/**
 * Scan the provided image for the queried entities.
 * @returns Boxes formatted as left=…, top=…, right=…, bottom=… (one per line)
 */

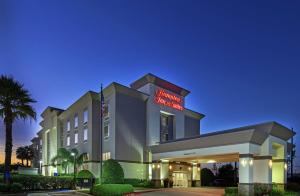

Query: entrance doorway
left=173, top=172, right=188, bottom=187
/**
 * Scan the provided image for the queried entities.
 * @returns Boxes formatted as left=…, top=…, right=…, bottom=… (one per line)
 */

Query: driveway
left=140, top=187, right=225, bottom=196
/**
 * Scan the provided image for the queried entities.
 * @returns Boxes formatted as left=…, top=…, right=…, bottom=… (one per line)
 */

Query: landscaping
left=0, top=174, right=74, bottom=193
left=224, top=186, right=299, bottom=196
left=90, top=184, right=134, bottom=196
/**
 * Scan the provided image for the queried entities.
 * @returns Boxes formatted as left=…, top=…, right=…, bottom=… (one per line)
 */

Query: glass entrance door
left=173, top=172, right=188, bottom=187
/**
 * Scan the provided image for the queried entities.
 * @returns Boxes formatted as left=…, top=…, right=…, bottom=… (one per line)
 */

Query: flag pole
left=100, top=83, right=103, bottom=183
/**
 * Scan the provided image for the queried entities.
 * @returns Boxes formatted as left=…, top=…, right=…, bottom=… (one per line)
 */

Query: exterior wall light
left=169, top=165, right=172, bottom=170
left=269, top=160, right=273, bottom=168
left=249, top=160, right=253, bottom=166
left=197, top=167, right=200, bottom=171
left=284, top=163, right=287, bottom=170
left=241, top=159, right=247, bottom=167
left=157, top=164, right=160, bottom=169
left=152, top=164, right=155, bottom=169
left=188, top=167, right=191, bottom=171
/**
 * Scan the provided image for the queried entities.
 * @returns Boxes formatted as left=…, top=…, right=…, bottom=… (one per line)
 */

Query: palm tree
left=16, top=146, right=27, bottom=166
left=51, top=147, right=87, bottom=175
left=51, top=148, right=72, bottom=174
left=0, top=75, right=36, bottom=183
left=24, top=146, right=34, bottom=167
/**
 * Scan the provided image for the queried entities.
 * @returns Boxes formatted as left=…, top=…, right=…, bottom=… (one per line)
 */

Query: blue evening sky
left=0, top=0, right=299, bottom=169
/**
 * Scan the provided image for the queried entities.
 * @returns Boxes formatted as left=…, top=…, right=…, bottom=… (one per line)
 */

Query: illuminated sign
left=154, top=89, right=183, bottom=111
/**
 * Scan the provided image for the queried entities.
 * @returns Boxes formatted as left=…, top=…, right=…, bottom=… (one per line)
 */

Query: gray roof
left=150, top=121, right=295, bottom=154
left=130, top=73, right=190, bottom=97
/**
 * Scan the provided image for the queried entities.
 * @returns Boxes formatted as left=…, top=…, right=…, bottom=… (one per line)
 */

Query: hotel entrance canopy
left=150, top=121, right=294, bottom=162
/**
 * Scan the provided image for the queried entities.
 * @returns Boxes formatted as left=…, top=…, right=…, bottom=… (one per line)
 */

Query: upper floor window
left=102, top=152, right=111, bottom=161
left=83, top=128, right=88, bottom=141
left=74, top=132, right=78, bottom=144
left=40, top=139, right=42, bottom=145
left=67, top=120, right=70, bottom=131
left=103, top=102, right=109, bottom=118
left=67, top=136, right=70, bottom=146
left=104, top=122, right=109, bottom=139
left=74, top=115, right=78, bottom=128
left=36, top=145, right=39, bottom=150
left=83, top=109, right=88, bottom=124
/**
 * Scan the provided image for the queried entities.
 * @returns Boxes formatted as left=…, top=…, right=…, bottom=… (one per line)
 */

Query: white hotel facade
left=32, top=73, right=295, bottom=195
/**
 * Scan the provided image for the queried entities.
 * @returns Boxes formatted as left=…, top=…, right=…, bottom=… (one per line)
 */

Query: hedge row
left=0, top=183, right=23, bottom=193
left=0, top=174, right=74, bottom=190
left=124, top=178, right=155, bottom=188
left=91, top=184, right=134, bottom=196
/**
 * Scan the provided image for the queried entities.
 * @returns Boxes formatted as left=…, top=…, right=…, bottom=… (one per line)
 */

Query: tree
left=16, top=146, right=26, bottom=166
left=24, top=146, right=34, bottom=167
left=201, top=168, right=215, bottom=186
left=102, top=159, right=124, bottom=184
left=0, top=75, right=36, bottom=183
left=51, top=147, right=88, bottom=174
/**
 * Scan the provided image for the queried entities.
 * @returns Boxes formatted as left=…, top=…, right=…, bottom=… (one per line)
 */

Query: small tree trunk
left=21, top=159, right=24, bottom=166
left=26, top=159, right=29, bottom=167
left=4, top=111, right=13, bottom=184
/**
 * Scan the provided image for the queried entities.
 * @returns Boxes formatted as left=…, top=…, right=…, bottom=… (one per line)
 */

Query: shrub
left=10, top=183, right=23, bottom=193
left=77, top=170, right=95, bottom=179
left=201, top=168, right=215, bottom=186
left=225, top=187, right=238, bottom=195
left=0, top=174, right=74, bottom=190
left=0, top=183, right=10, bottom=192
left=254, top=183, right=271, bottom=196
left=91, top=184, right=134, bottom=196
left=102, top=159, right=124, bottom=184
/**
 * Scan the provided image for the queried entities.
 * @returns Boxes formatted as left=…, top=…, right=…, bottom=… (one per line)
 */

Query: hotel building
left=32, top=73, right=295, bottom=195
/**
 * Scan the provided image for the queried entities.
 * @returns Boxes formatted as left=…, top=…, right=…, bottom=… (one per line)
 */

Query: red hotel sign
left=154, top=89, right=183, bottom=111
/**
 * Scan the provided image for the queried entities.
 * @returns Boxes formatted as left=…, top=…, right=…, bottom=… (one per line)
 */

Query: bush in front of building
left=124, top=178, right=155, bottom=188
left=224, top=187, right=238, bottom=196
left=90, top=184, right=134, bottom=196
left=0, top=182, right=24, bottom=193
left=201, top=168, right=215, bottom=186
left=0, top=174, right=74, bottom=190
left=102, top=159, right=124, bottom=184
left=0, top=183, right=10, bottom=192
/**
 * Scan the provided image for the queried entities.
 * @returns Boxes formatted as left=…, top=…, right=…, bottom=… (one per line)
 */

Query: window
left=36, top=145, right=39, bottom=150
left=83, top=128, right=88, bottom=141
left=40, top=139, right=42, bottom=145
left=74, top=115, right=78, bottom=128
left=103, top=102, right=109, bottom=118
left=83, top=109, right=88, bottom=124
left=160, top=113, right=174, bottom=142
left=67, top=136, right=70, bottom=146
left=74, top=132, right=78, bottom=144
left=104, top=122, right=109, bottom=139
left=67, top=120, right=70, bottom=131
left=102, top=152, right=111, bottom=161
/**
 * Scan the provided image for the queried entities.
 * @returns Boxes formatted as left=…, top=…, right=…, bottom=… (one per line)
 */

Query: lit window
left=67, top=120, right=70, bottom=131
left=83, top=109, right=88, bottom=124
left=74, top=115, right=78, bottom=128
left=40, top=139, right=42, bottom=145
left=102, top=152, right=111, bottom=161
left=67, top=136, right=70, bottom=146
left=74, top=133, right=78, bottom=144
left=104, top=122, right=109, bottom=138
left=36, top=145, right=39, bottom=150
left=83, top=128, right=88, bottom=141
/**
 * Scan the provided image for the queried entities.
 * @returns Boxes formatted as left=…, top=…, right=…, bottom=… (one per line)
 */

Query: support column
left=272, top=159, right=287, bottom=190
left=192, top=163, right=201, bottom=187
left=151, top=162, right=161, bottom=187
left=239, top=154, right=254, bottom=196
left=161, top=160, right=169, bottom=180
left=253, top=156, right=273, bottom=192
